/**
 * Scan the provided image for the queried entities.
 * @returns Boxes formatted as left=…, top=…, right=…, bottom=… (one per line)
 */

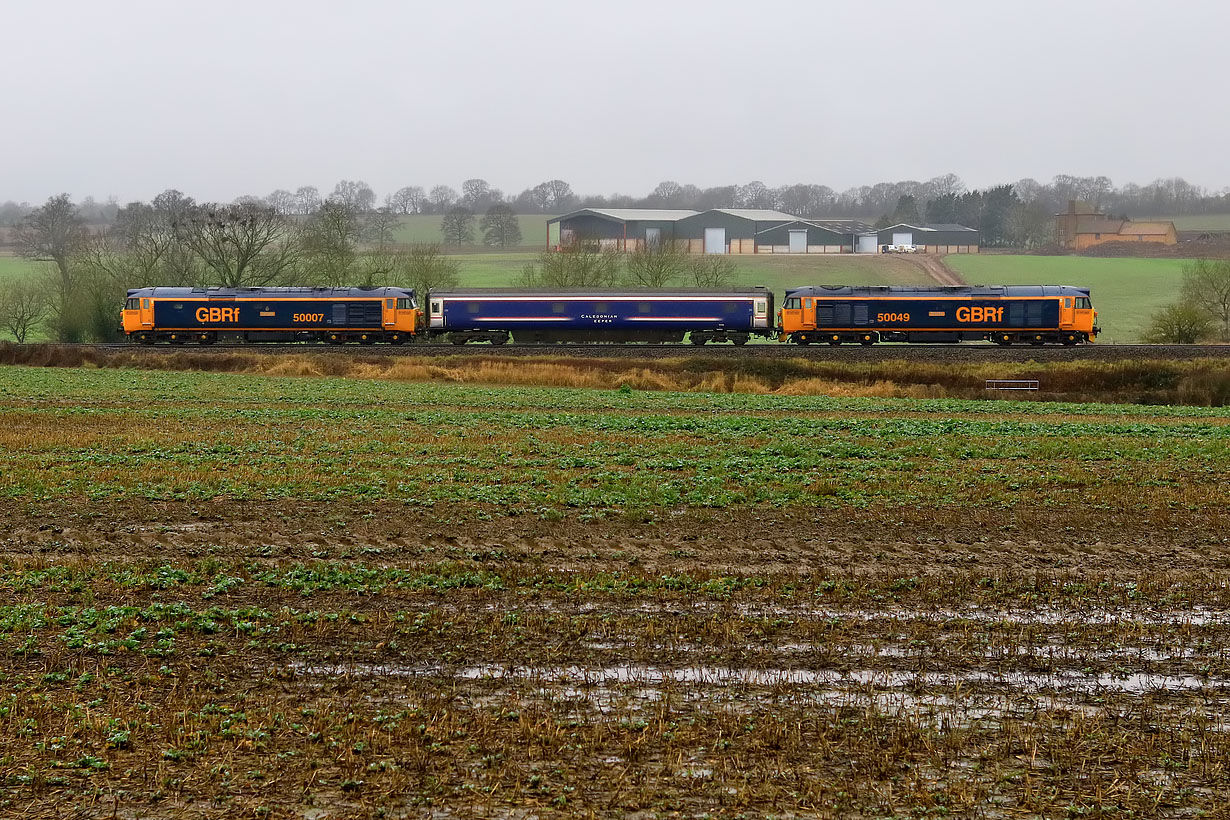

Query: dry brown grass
left=3, top=342, right=1229, bottom=404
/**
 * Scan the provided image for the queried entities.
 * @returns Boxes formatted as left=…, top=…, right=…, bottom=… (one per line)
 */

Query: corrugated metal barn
left=674, top=210, right=799, bottom=253
left=876, top=223, right=981, bottom=253
left=549, top=210, right=979, bottom=255
left=547, top=209, right=697, bottom=250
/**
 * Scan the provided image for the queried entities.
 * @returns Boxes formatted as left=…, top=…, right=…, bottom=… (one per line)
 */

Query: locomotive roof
left=431, top=287, right=771, bottom=297
left=785, top=285, right=1091, bottom=298
left=125, top=286, right=415, bottom=298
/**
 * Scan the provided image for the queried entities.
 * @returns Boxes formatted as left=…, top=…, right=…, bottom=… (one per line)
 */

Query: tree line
left=0, top=191, right=738, bottom=343
left=0, top=192, right=463, bottom=343
left=4, top=173, right=1229, bottom=231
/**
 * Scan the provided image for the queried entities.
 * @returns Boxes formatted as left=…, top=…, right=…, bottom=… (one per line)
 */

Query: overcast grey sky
left=3, top=0, right=1228, bottom=204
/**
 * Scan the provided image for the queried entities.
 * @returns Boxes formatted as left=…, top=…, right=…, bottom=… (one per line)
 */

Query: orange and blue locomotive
left=779, top=285, right=1098, bottom=346
left=122, top=287, right=422, bottom=344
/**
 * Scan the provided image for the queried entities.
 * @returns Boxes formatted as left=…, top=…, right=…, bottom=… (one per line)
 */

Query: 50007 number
left=876, top=312, right=910, bottom=323
left=293, top=313, right=325, bottom=322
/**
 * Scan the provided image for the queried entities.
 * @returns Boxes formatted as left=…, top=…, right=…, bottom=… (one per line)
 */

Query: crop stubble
left=0, top=365, right=1228, bottom=818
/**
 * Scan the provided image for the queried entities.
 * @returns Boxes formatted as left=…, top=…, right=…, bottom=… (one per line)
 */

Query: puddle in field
left=294, top=660, right=1230, bottom=696
left=580, top=639, right=1215, bottom=663
left=568, top=601, right=1230, bottom=627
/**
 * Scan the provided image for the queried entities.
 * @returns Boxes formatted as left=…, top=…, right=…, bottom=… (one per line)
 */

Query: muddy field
left=1, top=364, right=1228, bottom=818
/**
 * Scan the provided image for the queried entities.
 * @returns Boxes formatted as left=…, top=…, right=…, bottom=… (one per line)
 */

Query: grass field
left=0, top=365, right=1227, bottom=817
left=1144, top=213, right=1230, bottom=231
left=393, top=213, right=558, bottom=247
left=946, top=255, right=1190, bottom=342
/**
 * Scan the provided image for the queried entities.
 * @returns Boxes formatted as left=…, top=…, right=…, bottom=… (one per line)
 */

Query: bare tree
left=530, top=179, right=575, bottom=213
left=521, top=245, right=620, bottom=288
left=624, top=240, right=687, bottom=287
left=480, top=204, right=521, bottom=248
left=363, top=207, right=400, bottom=249
left=15, top=194, right=89, bottom=295
left=440, top=207, right=475, bottom=246
left=1181, top=258, right=1230, bottom=341
left=266, top=189, right=295, bottom=215
left=396, top=243, right=460, bottom=300
left=387, top=186, right=425, bottom=215
left=429, top=185, right=458, bottom=214
left=300, top=200, right=362, bottom=286
left=329, top=180, right=376, bottom=213
left=461, top=179, right=492, bottom=210
left=294, top=186, right=322, bottom=215
left=0, top=275, right=50, bottom=343
left=688, top=255, right=735, bottom=288
left=179, top=202, right=299, bottom=288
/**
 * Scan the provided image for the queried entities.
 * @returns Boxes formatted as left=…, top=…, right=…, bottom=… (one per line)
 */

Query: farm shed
left=547, top=209, right=697, bottom=250
left=875, top=223, right=981, bottom=254
left=753, top=220, right=854, bottom=254
left=674, top=209, right=799, bottom=254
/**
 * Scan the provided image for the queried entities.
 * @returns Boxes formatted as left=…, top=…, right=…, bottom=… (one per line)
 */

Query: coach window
left=552, top=302, right=566, bottom=314
left=638, top=302, right=651, bottom=313
left=593, top=302, right=609, bottom=313
left=467, top=302, right=479, bottom=314
left=431, top=300, right=441, bottom=314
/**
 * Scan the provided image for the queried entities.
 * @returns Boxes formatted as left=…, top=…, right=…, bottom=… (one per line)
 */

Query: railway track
left=11, top=341, right=1229, bottom=363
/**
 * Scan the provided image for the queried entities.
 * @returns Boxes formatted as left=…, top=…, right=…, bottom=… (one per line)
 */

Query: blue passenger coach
left=427, top=288, right=775, bottom=345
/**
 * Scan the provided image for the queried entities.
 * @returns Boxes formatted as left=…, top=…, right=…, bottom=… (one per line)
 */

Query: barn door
left=704, top=228, right=726, bottom=254
left=788, top=230, right=807, bottom=254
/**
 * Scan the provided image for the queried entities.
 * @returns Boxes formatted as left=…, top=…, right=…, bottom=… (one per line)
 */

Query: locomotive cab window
left=784, top=297, right=801, bottom=309
left=1075, top=297, right=1091, bottom=309
left=397, top=298, right=413, bottom=310
left=125, top=298, right=139, bottom=310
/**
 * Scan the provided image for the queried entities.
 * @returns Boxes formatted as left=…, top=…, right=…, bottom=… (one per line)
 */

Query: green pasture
left=394, top=214, right=558, bottom=247
left=1143, top=214, right=1230, bottom=232
left=946, top=255, right=1190, bottom=343
left=0, top=367, right=1223, bottom=511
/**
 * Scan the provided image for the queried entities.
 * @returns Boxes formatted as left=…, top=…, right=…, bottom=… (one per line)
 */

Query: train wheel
left=450, top=335, right=467, bottom=346
left=732, top=334, right=748, bottom=346
left=828, top=335, right=842, bottom=346
left=359, top=334, right=375, bottom=345
left=198, top=333, right=215, bottom=345
left=389, top=333, right=405, bottom=345
left=996, top=334, right=1013, bottom=346
left=1030, top=335, right=1045, bottom=346
left=169, top=333, right=185, bottom=345
left=1062, top=334, right=1077, bottom=346
left=327, top=333, right=344, bottom=345
left=137, top=333, right=154, bottom=345
left=859, top=334, right=875, bottom=346
left=690, top=335, right=707, bottom=346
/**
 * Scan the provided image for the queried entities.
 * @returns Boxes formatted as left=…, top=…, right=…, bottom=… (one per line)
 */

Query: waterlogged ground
left=0, top=366, right=1228, bottom=818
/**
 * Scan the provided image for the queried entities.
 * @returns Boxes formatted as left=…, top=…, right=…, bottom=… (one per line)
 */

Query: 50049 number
left=293, top=313, right=325, bottom=322
left=876, top=312, right=910, bottom=323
